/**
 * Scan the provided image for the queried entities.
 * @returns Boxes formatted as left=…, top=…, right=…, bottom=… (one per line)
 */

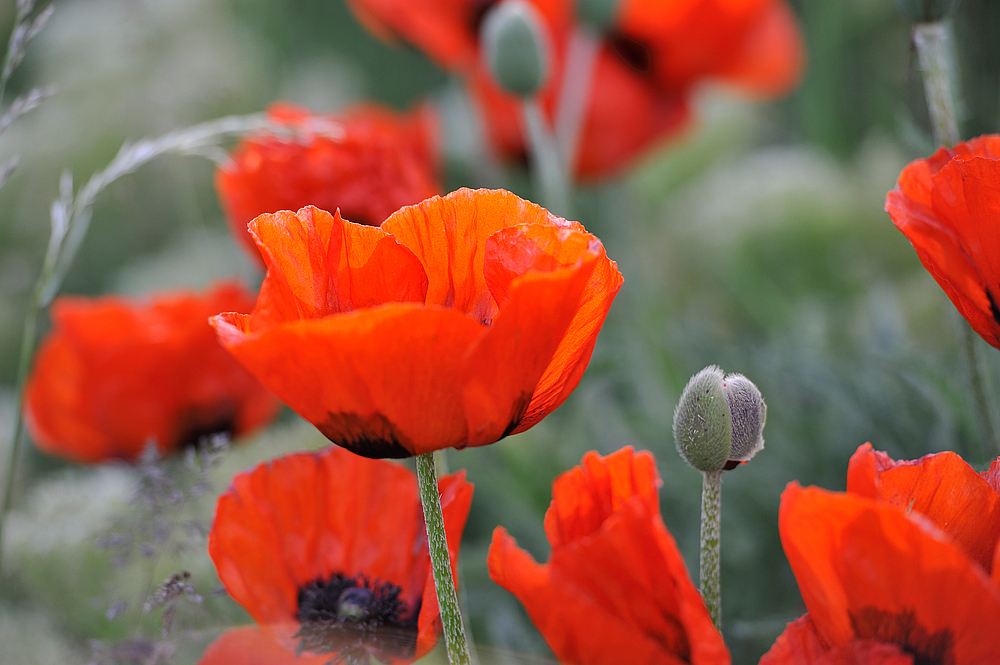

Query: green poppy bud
left=893, top=0, right=955, bottom=23
left=482, top=0, right=551, bottom=98
left=673, top=366, right=766, bottom=472
left=576, top=0, right=620, bottom=31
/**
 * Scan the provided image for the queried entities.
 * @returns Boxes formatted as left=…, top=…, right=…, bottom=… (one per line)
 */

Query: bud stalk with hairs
left=672, top=365, right=767, bottom=630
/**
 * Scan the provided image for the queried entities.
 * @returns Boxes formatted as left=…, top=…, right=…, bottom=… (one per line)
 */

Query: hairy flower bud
left=893, top=0, right=955, bottom=23
left=482, top=0, right=551, bottom=98
left=673, top=366, right=766, bottom=472
left=576, top=0, right=620, bottom=31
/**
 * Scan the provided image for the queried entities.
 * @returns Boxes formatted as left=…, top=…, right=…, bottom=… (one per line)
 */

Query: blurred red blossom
left=761, top=480, right=1000, bottom=665
left=202, top=446, right=473, bottom=665
left=346, top=0, right=803, bottom=179
left=886, top=134, right=1000, bottom=349
left=24, top=282, right=279, bottom=464
left=215, top=102, right=440, bottom=267
left=211, top=188, right=622, bottom=458
left=488, top=447, right=730, bottom=665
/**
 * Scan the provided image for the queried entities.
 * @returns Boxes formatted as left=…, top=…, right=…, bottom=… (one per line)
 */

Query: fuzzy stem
left=521, top=98, right=571, bottom=217
left=914, top=21, right=960, bottom=147
left=416, top=453, right=471, bottom=665
left=700, top=469, right=722, bottom=631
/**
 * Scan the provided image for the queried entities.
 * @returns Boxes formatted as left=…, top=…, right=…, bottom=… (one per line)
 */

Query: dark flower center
left=607, top=32, right=653, bottom=76
left=295, top=573, right=419, bottom=665
left=850, top=607, right=955, bottom=665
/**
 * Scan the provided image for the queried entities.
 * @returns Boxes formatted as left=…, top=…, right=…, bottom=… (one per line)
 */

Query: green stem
left=914, top=21, right=960, bottom=147
left=0, top=287, right=41, bottom=581
left=700, top=469, right=722, bottom=631
left=415, top=453, right=472, bottom=665
left=961, top=321, right=999, bottom=456
left=521, top=98, right=571, bottom=217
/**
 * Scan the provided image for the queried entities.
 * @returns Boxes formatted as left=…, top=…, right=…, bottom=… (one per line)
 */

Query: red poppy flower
left=885, top=134, right=1000, bottom=348
left=846, top=442, right=1000, bottom=575
left=760, top=483, right=1000, bottom=665
left=488, top=447, right=730, bottom=665
left=24, top=282, right=279, bottom=464
left=345, top=0, right=803, bottom=179
left=215, top=102, right=439, bottom=267
left=205, top=446, right=474, bottom=664
left=210, top=188, right=622, bottom=458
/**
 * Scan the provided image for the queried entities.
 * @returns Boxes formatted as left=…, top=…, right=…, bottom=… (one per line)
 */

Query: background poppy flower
left=207, top=446, right=474, bottom=664
left=761, top=483, right=1000, bottom=665
left=345, top=0, right=803, bottom=179
left=885, top=134, right=1000, bottom=348
left=488, top=447, right=730, bottom=665
left=215, top=102, right=440, bottom=267
left=846, top=442, right=1000, bottom=574
left=210, top=188, right=623, bottom=458
left=23, top=282, right=279, bottom=464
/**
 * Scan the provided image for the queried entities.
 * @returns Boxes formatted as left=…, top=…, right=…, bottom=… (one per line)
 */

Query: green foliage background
left=1, top=0, right=1000, bottom=663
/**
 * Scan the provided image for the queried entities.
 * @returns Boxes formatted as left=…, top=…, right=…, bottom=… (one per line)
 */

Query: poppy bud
left=576, top=0, right=620, bottom=31
left=482, top=0, right=551, bottom=98
left=893, top=0, right=955, bottom=22
left=673, top=366, right=766, bottom=472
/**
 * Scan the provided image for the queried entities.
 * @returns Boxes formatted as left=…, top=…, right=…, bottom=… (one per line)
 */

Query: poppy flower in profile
left=204, top=446, right=474, bottom=665
left=885, top=134, right=1000, bottom=348
left=215, top=102, right=439, bottom=267
left=488, top=447, right=730, bottom=665
left=210, top=188, right=622, bottom=458
left=760, top=483, right=1000, bottom=665
left=24, top=282, right=279, bottom=464
left=345, top=0, right=803, bottom=179
left=846, top=442, right=1000, bottom=574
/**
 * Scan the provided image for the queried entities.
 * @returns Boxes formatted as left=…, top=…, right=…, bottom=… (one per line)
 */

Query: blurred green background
left=2, top=0, right=1000, bottom=663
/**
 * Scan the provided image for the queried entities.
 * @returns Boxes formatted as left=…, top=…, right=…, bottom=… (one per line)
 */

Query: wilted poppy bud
left=576, top=0, right=620, bottom=31
left=673, top=366, right=766, bottom=473
left=482, top=0, right=551, bottom=98
left=894, top=0, right=955, bottom=22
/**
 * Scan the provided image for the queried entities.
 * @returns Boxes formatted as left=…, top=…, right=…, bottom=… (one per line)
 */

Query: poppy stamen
left=294, top=573, right=419, bottom=665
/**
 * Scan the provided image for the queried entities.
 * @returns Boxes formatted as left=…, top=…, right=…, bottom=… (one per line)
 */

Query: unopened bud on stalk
left=894, top=0, right=955, bottom=23
left=673, top=366, right=766, bottom=473
left=576, top=0, right=620, bottom=31
left=482, top=0, right=551, bottom=97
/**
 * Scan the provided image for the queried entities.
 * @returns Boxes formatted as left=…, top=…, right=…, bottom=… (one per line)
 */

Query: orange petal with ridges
left=212, top=305, right=484, bottom=457
left=248, top=206, right=428, bottom=327
left=544, top=448, right=661, bottom=547
left=846, top=443, right=1000, bottom=573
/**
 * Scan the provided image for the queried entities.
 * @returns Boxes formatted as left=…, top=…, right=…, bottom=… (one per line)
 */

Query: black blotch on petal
left=318, top=412, right=414, bottom=459
left=850, top=607, right=955, bottom=665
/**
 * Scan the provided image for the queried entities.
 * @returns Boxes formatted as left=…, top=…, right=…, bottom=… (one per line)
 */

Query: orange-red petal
left=197, top=626, right=328, bottom=665
left=846, top=443, right=1000, bottom=573
left=246, top=206, right=428, bottom=328
left=24, top=283, right=278, bottom=463
left=886, top=135, right=1000, bottom=348
left=779, top=483, right=1000, bottom=664
left=213, top=305, right=485, bottom=457
left=489, top=447, right=729, bottom=665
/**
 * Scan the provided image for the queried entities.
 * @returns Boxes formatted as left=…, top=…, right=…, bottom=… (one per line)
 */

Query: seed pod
left=482, top=0, right=551, bottom=98
left=673, top=366, right=766, bottom=472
